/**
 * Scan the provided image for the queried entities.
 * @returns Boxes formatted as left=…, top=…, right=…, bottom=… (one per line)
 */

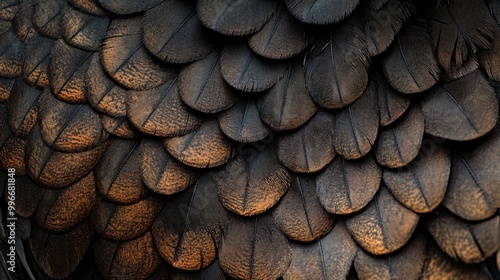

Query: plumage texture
left=3, top=0, right=500, bottom=279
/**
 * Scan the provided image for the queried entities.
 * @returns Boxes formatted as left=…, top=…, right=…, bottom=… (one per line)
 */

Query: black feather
left=32, top=0, right=64, bottom=39
left=96, top=0, right=162, bottom=15
left=7, top=79, right=40, bottom=138
left=22, top=34, right=54, bottom=88
left=284, top=0, right=360, bottom=25
left=61, top=4, right=109, bottom=51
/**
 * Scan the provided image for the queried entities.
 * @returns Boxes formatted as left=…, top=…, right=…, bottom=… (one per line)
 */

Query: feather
left=0, top=78, right=14, bottom=102
left=127, top=76, right=202, bottom=138
left=26, top=125, right=107, bottom=188
left=362, top=0, right=413, bottom=56
left=479, top=30, right=500, bottom=81
left=61, top=4, right=109, bottom=51
left=218, top=97, right=269, bottom=143
left=346, top=186, right=419, bottom=255
left=333, top=79, right=379, bottom=159
left=376, top=74, right=410, bottom=126
left=0, top=0, right=19, bottom=21
left=22, top=34, right=54, bottom=88
left=101, top=16, right=177, bottom=91
left=382, top=21, right=440, bottom=94
left=427, top=0, right=497, bottom=72
left=276, top=109, right=335, bottom=173
left=218, top=214, right=290, bottom=280
left=32, top=0, right=64, bottom=39
left=305, top=16, right=369, bottom=109
left=272, top=175, right=334, bottom=242
left=258, top=58, right=317, bottom=131
left=179, top=49, right=236, bottom=114
left=316, top=154, right=381, bottom=215
left=49, top=39, right=92, bottom=103
left=93, top=231, right=162, bottom=280
left=0, top=19, right=10, bottom=35
left=92, top=196, right=162, bottom=241
left=69, top=0, right=107, bottom=16
left=375, top=106, right=424, bottom=168
left=152, top=174, right=227, bottom=270
left=139, top=139, right=198, bottom=195
left=213, top=145, right=291, bottom=216
left=86, top=53, right=127, bottom=118
left=283, top=221, right=357, bottom=280
left=96, top=0, right=162, bottom=15
left=421, top=70, right=498, bottom=141
left=284, top=0, right=359, bottom=25
left=168, top=260, right=226, bottom=279
left=426, top=211, right=500, bottom=264
left=220, top=43, right=287, bottom=92
left=197, top=0, right=279, bottom=36
left=248, top=4, right=307, bottom=59
left=11, top=176, right=44, bottom=218
left=144, top=0, right=213, bottom=64
left=94, top=138, right=148, bottom=204
left=383, top=142, right=451, bottom=213
left=0, top=135, right=26, bottom=175
left=164, top=118, right=232, bottom=169
left=101, top=115, right=139, bottom=139
left=39, top=88, right=106, bottom=152
left=442, top=130, right=500, bottom=221
left=7, top=79, right=40, bottom=138
left=354, top=233, right=427, bottom=280
left=421, top=241, right=492, bottom=280
left=0, top=102, right=9, bottom=146
left=0, top=27, right=24, bottom=78
left=29, top=220, right=94, bottom=279
left=12, top=0, right=36, bottom=42
left=442, top=54, right=480, bottom=81
left=34, top=172, right=97, bottom=232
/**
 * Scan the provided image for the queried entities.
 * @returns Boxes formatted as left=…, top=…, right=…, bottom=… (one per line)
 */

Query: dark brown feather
left=92, top=196, right=162, bottom=241
left=61, top=4, right=109, bottom=51
left=10, top=176, right=44, bottom=218
left=39, top=88, right=105, bottom=152
left=276, top=109, right=335, bottom=173
left=218, top=214, right=290, bottom=280
left=49, top=39, right=91, bottom=103
left=0, top=0, right=19, bottom=21
left=101, top=115, right=139, bottom=139
left=346, top=186, right=419, bottom=255
left=164, top=118, right=232, bottom=169
left=96, top=0, right=162, bottom=15
left=13, top=0, right=37, bottom=42
left=0, top=27, right=24, bottom=78
left=22, top=34, right=54, bottom=87
left=258, top=58, right=317, bottom=131
left=213, top=145, right=291, bottom=216
left=0, top=135, right=26, bottom=174
left=421, top=70, right=498, bottom=141
left=7, top=79, right=40, bottom=138
left=383, top=142, right=451, bottom=213
left=26, top=125, right=107, bottom=188
left=93, top=231, right=162, bottom=280
left=316, top=154, right=381, bottom=215
left=443, top=130, right=500, bottom=220
left=305, top=16, right=369, bottom=109
left=221, top=43, right=288, bottom=92
left=333, top=80, right=379, bottom=159
left=69, top=0, right=107, bottom=16
left=94, top=138, right=148, bottom=204
left=86, top=53, right=127, bottom=118
left=127, top=76, right=202, bottom=138
left=382, top=21, right=440, bottom=94
left=139, top=139, right=198, bottom=195
left=0, top=78, right=14, bottom=102
left=375, top=105, right=424, bottom=168
left=143, top=0, right=213, bottom=64
left=101, top=16, right=177, bottom=90
left=29, top=220, right=94, bottom=279
left=272, top=175, right=334, bottom=242
left=178, top=50, right=236, bottom=114
left=376, top=74, right=410, bottom=126
left=34, top=172, right=98, bottom=232
left=152, top=174, right=227, bottom=270
left=283, top=221, right=357, bottom=280
left=218, top=97, right=269, bottom=143
left=248, top=4, right=307, bottom=59
left=32, top=0, right=64, bottom=39
left=426, top=211, right=500, bottom=264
